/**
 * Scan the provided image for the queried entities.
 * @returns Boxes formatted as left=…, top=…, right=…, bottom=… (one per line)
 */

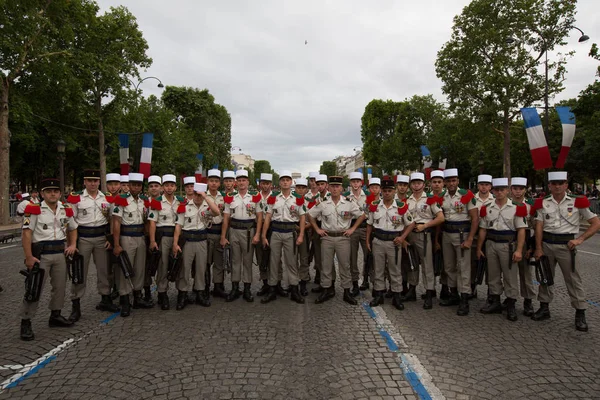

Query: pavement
left=0, top=232, right=599, bottom=399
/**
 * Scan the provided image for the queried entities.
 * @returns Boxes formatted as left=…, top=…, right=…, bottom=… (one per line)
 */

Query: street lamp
left=353, top=146, right=367, bottom=184
left=56, top=139, right=66, bottom=197
left=128, top=76, right=165, bottom=92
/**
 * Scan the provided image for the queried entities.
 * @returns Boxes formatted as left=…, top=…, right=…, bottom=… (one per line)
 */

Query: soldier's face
left=130, top=182, right=142, bottom=196
left=120, top=183, right=129, bottom=193
left=478, top=183, right=492, bottom=195
left=329, top=184, right=342, bottom=196
left=350, top=180, right=362, bottom=190
left=493, top=187, right=508, bottom=200
left=396, top=182, right=409, bottom=194
left=317, top=181, right=328, bottom=193
left=430, top=178, right=444, bottom=192
left=549, top=180, right=567, bottom=196
left=84, top=178, right=100, bottom=193
left=163, top=182, right=176, bottom=196
left=309, top=178, right=317, bottom=190
left=43, top=188, right=61, bottom=204
left=279, top=177, right=292, bottom=190
left=184, top=184, right=195, bottom=196
left=107, top=182, right=120, bottom=195
left=148, top=183, right=161, bottom=197
left=511, top=186, right=525, bottom=199
left=223, top=178, right=235, bottom=191
left=410, top=181, right=424, bottom=193
left=295, top=186, right=308, bottom=195
left=208, top=177, right=221, bottom=191
left=382, top=188, right=395, bottom=201
left=259, top=181, right=272, bottom=192
left=369, top=185, right=381, bottom=196
left=237, top=177, right=249, bottom=191
left=445, top=177, right=459, bottom=192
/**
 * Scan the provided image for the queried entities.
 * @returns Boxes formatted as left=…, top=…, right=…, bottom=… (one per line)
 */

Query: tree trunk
left=503, top=112, right=511, bottom=180
left=0, top=80, right=10, bottom=224
left=96, top=97, right=107, bottom=191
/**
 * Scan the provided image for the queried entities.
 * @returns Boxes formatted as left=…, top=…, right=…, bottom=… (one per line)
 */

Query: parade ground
left=0, top=231, right=599, bottom=400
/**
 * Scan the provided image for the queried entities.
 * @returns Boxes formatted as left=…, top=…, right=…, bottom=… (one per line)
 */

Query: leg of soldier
left=320, top=236, right=334, bottom=288
left=256, top=241, right=269, bottom=281
left=335, top=236, right=352, bottom=290
left=551, top=243, right=587, bottom=310
left=350, top=228, right=361, bottom=282
left=454, top=233, right=471, bottom=295
left=518, top=244, right=536, bottom=300
left=131, top=237, right=146, bottom=291
left=497, top=242, right=519, bottom=301
left=92, top=238, right=110, bottom=295
left=192, top=241, right=208, bottom=291
left=241, top=228, right=255, bottom=284
left=410, top=232, right=433, bottom=291
left=312, top=230, right=322, bottom=274
left=179, top=242, right=195, bottom=291
left=537, top=242, right=557, bottom=304
left=71, top=236, right=93, bottom=300
left=208, top=234, right=224, bottom=284
left=406, top=248, right=419, bottom=286
left=387, top=242, right=402, bottom=293
left=19, top=254, right=53, bottom=319
left=157, top=237, right=173, bottom=293
left=230, top=229, right=243, bottom=284
left=119, top=236, right=138, bottom=294
left=268, top=232, right=284, bottom=287
left=372, top=238, right=387, bottom=292
left=486, top=241, right=503, bottom=296
left=298, top=237, right=310, bottom=281
left=47, top=253, right=68, bottom=312
left=282, top=232, right=298, bottom=286
left=442, top=232, right=458, bottom=289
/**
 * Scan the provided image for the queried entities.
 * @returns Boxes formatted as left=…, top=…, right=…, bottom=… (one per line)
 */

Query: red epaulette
left=24, top=203, right=41, bottom=215
left=515, top=204, right=528, bottom=217
left=307, top=201, right=316, bottom=209
left=460, top=190, right=474, bottom=205
left=106, top=195, right=116, bottom=204
left=369, top=204, right=378, bottom=212
left=115, top=196, right=129, bottom=207
left=267, top=195, right=276, bottom=205
left=479, top=205, right=487, bottom=218
left=574, top=196, right=590, bottom=209
left=177, top=200, right=187, bottom=214
left=366, top=193, right=377, bottom=205
left=530, top=198, right=544, bottom=215
left=67, top=193, right=81, bottom=204
left=150, top=198, right=162, bottom=211
left=224, top=194, right=234, bottom=204
left=295, top=197, right=304, bottom=206
left=398, top=202, right=408, bottom=215
left=64, top=207, right=74, bottom=217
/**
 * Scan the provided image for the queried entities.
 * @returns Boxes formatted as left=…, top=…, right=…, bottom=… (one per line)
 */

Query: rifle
left=535, top=255, right=554, bottom=286
left=66, top=253, right=85, bottom=285
left=117, top=251, right=135, bottom=289
left=475, top=256, right=486, bottom=285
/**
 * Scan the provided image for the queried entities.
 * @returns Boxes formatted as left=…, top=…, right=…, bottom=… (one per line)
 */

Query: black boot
left=369, top=290, right=384, bottom=307
left=143, top=286, right=153, bottom=305
left=69, top=298, right=81, bottom=322
left=196, top=290, right=211, bottom=307
left=49, top=310, right=74, bottom=327
left=400, top=281, right=408, bottom=296
left=110, top=284, right=119, bottom=300
left=256, top=280, right=269, bottom=296
left=314, top=269, right=321, bottom=284
left=187, top=291, right=196, bottom=305
left=176, top=291, right=187, bottom=310
left=392, top=292, right=405, bottom=310
left=311, top=285, right=324, bottom=293
left=439, top=284, right=449, bottom=300
left=158, top=292, right=170, bottom=310
left=400, top=285, right=417, bottom=302
left=480, top=295, right=502, bottom=314
left=359, top=275, right=370, bottom=290
left=299, top=280, right=308, bottom=296
left=422, top=289, right=436, bottom=300
left=456, top=293, right=470, bottom=316
left=276, top=282, right=288, bottom=297
left=243, top=283, right=254, bottom=303
left=440, top=287, right=460, bottom=306
left=120, top=295, right=131, bottom=317
left=350, top=281, right=360, bottom=297
left=531, top=302, right=550, bottom=321
left=226, top=282, right=241, bottom=302
left=343, top=288, right=358, bottom=305
left=468, top=282, right=477, bottom=300
left=290, top=285, right=305, bottom=304
left=96, top=295, right=120, bottom=312
left=423, top=290, right=434, bottom=310
left=213, top=283, right=227, bottom=298
left=385, top=287, right=393, bottom=298
left=575, top=309, right=588, bottom=332
left=20, top=319, right=35, bottom=341
left=506, top=298, right=518, bottom=321
left=523, top=298, right=534, bottom=317
left=260, top=286, right=277, bottom=304
left=315, top=286, right=335, bottom=304
left=331, top=280, right=336, bottom=295
left=133, top=290, right=154, bottom=309
left=501, top=297, right=508, bottom=310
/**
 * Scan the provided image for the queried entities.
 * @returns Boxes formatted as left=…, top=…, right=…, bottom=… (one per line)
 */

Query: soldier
left=204, top=169, right=227, bottom=298
left=67, top=169, right=118, bottom=322
left=105, top=173, right=122, bottom=299
left=532, top=171, right=600, bottom=331
left=16, top=192, right=32, bottom=216
left=407, top=172, right=445, bottom=309
left=294, top=178, right=312, bottom=296
left=183, top=176, right=196, bottom=202
left=255, top=173, right=274, bottom=296
left=477, top=178, right=527, bottom=321
left=308, top=174, right=332, bottom=293
left=395, top=175, right=415, bottom=300
left=172, top=183, right=220, bottom=309
left=345, top=171, right=370, bottom=296
left=439, top=168, right=478, bottom=316
left=220, top=170, right=261, bottom=302
left=261, top=171, right=306, bottom=304
left=429, top=170, right=448, bottom=300
left=120, top=175, right=130, bottom=194
left=470, top=174, right=493, bottom=300
left=308, top=176, right=365, bottom=305
left=19, top=178, right=78, bottom=341
left=367, top=178, right=415, bottom=309
left=148, top=174, right=185, bottom=310
left=222, top=171, right=236, bottom=193
left=510, top=177, right=536, bottom=316
left=143, top=175, right=162, bottom=304
left=112, top=172, right=153, bottom=317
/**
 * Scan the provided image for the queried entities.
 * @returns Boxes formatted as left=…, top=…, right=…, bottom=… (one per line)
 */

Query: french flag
left=195, top=153, right=203, bottom=182
left=139, top=133, right=154, bottom=178
left=118, top=134, right=129, bottom=175
left=554, top=106, right=576, bottom=168
left=520, top=108, right=553, bottom=170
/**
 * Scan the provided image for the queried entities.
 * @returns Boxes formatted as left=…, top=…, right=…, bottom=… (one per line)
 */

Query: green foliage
left=319, top=161, right=337, bottom=177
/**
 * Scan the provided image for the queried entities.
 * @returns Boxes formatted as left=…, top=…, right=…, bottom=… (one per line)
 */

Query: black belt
left=121, top=224, right=144, bottom=237
left=230, top=219, right=255, bottom=230
left=182, top=230, right=207, bottom=242
left=78, top=224, right=109, bottom=238
left=156, top=226, right=175, bottom=237
left=487, top=230, right=516, bottom=243
left=443, top=221, right=471, bottom=233
left=37, top=240, right=65, bottom=254
left=412, top=223, right=431, bottom=233
left=207, top=223, right=222, bottom=234
left=374, top=229, right=399, bottom=241
left=351, top=219, right=367, bottom=229
left=543, top=232, right=575, bottom=245
left=326, top=231, right=346, bottom=238
left=271, top=221, right=297, bottom=233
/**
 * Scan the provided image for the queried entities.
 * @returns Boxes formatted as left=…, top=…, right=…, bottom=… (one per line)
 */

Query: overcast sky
left=97, top=0, right=600, bottom=176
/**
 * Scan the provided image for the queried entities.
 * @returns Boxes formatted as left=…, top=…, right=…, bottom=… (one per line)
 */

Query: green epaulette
left=139, top=194, right=149, bottom=201
left=395, top=199, right=404, bottom=207
left=544, top=194, right=551, bottom=199
left=364, top=189, right=371, bottom=196
left=219, top=190, right=227, bottom=196
left=176, top=195, right=185, bottom=202
left=525, top=198, right=534, bottom=205
left=249, top=190, right=258, bottom=195
left=292, top=192, right=303, bottom=198
left=567, top=193, right=578, bottom=198
left=342, top=191, right=351, bottom=197
left=270, top=191, right=280, bottom=197
left=156, top=195, right=163, bottom=201
left=372, top=199, right=381, bottom=205
left=458, top=188, right=468, bottom=195
left=119, top=193, right=130, bottom=198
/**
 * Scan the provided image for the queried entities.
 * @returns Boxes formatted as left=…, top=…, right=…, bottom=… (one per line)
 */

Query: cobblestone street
left=0, top=233, right=599, bottom=399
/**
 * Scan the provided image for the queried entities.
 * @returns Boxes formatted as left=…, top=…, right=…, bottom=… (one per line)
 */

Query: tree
left=0, top=0, right=97, bottom=223
left=253, top=160, right=273, bottom=176
left=319, top=161, right=337, bottom=177
left=435, top=0, right=577, bottom=179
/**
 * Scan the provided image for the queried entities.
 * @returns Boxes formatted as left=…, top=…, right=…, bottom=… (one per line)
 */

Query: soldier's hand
left=415, top=224, right=427, bottom=233
left=64, top=245, right=77, bottom=257
left=343, top=228, right=355, bottom=237
left=512, top=250, right=522, bottom=263
left=434, top=241, right=441, bottom=251
left=104, top=241, right=111, bottom=250
left=461, top=238, right=473, bottom=249
left=113, top=245, right=123, bottom=257
left=568, top=238, right=583, bottom=250
left=252, top=234, right=260, bottom=245
left=477, top=250, right=485, bottom=259
left=296, top=236, right=303, bottom=246
left=317, top=229, right=328, bottom=237
left=401, top=240, right=409, bottom=250
left=262, top=237, right=269, bottom=248
left=25, top=256, right=40, bottom=270
left=172, top=244, right=181, bottom=256
left=534, top=248, right=543, bottom=260
left=150, top=241, right=159, bottom=251
left=220, top=237, right=229, bottom=247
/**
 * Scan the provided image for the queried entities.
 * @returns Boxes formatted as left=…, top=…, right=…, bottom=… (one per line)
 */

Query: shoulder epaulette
left=342, top=191, right=350, bottom=197
left=544, top=194, right=551, bottom=199
left=219, top=190, right=227, bottom=197
left=292, top=192, right=303, bottom=198
left=175, top=195, right=185, bottom=202
left=249, top=190, right=258, bottom=196
left=368, top=199, right=380, bottom=212
left=150, top=198, right=162, bottom=211
left=364, top=189, right=371, bottom=196
left=115, top=194, right=129, bottom=207
left=62, top=203, right=74, bottom=217
left=271, top=191, right=281, bottom=197
left=459, top=189, right=475, bottom=204
left=177, top=202, right=187, bottom=214
left=267, top=192, right=279, bottom=205
left=480, top=204, right=487, bottom=218
left=139, top=194, right=149, bottom=200
left=24, top=202, right=41, bottom=215
left=511, top=200, right=522, bottom=206
left=67, top=192, right=81, bottom=204
left=574, top=196, right=591, bottom=209
left=525, top=198, right=534, bottom=206
left=396, top=200, right=408, bottom=214
left=119, top=193, right=130, bottom=198
left=515, top=203, right=528, bottom=217
left=251, top=193, right=262, bottom=203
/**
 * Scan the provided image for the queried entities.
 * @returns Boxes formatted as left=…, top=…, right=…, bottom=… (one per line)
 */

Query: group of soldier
left=17, top=167, right=600, bottom=340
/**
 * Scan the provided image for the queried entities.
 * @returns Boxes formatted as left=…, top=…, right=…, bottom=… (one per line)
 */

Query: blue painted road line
left=4, top=356, right=56, bottom=389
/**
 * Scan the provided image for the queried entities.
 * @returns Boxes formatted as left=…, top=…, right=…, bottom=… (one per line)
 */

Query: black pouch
left=535, top=255, right=554, bottom=286
left=146, top=248, right=161, bottom=277
left=475, top=256, right=487, bottom=285
left=223, top=245, right=232, bottom=274
left=433, top=249, right=444, bottom=277
left=66, top=253, right=85, bottom=284
left=20, top=263, right=45, bottom=302
left=167, top=251, right=183, bottom=282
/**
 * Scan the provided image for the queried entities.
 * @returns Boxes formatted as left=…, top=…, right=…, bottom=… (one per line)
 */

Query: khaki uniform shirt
left=224, top=191, right=259, bottom=221
left=367, top=200, right=413, bottom=232
left=535, top=195, right=596, bottom=234
left=23, top=201, right=78, bottom=242
left=257, top=191, right=272, bottom=216
left=177, top=200, right=212, bottom=231
left=148, top=195, right=184, bottom=227
left=71, top=189, right=110, bottom=227
left=474, top=192, right=494, bottom=210
left=266, top=192, right=306, bottom=223
left=442, top=188, right=477, bottom=222
left=206, top=191, right=225, bottom=225
left=407, top=193, right=442, bottom=224
left=479, top=201, right=528, bottom=231
left=308, top=197, right=362, bottom=231
left=112, top=194, right=147, bottom=225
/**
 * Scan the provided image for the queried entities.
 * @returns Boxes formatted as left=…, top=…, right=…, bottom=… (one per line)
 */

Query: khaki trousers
left=119, top=235, right=146, bottom=295
left=298, top=232, right=310, bottom=281
left=230, top=227, right=255, bottom=284
left=311, top=229, right=322, bottom=273
left=179, top=240, right=207, bottom=291
left=320, top=235, right=350, bottom=289
left=409, top=231, right=435, bottom=291
left=537, top=242, right=587, bottom=310
left=442, top=231, right=471, bottom=294
left=156, top=236, right=174, bottom=293
left=268, top=231, right=298, bottom=286
left=401, top=247, right=418, bottom=286
left=207, top=233, right=225, bottom=284
left=350, top=226, right=367, bottom=282
left=71, top=235, right=109, bottom=299
left=517, top=240, right=536, bottom=299
left=373, top=238, right=402, bottom=292
left=20, top=253, right=67, bottom=319
left=485, top=240, right=519, bottom=299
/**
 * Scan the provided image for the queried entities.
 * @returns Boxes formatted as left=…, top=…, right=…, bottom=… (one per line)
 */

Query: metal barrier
left=590, top=199, right=600, bottom=215
left=9, top=201, right=19, bottom=218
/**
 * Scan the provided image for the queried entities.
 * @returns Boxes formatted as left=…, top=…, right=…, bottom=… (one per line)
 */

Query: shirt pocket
left=321, top=208, right=335, bottom=222
left=78, top=205, right=94, bottom=223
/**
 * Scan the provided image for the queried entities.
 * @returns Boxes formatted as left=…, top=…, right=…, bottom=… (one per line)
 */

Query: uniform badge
left=114, top=207, right=119, bottom=213
left=407, top=215, right=412, bottom=221
left=82, top=209, right=87, bottom=216
left=43, top=224, right=48, bottom=230
left=567, top=206, right=573, bottom=217
left=546, top=214, right=550, bottom=220
left=129, top=212, right=132, bottom=218
left=163, top=215, right=167, bottom=220
left=188, top=217, right=192, bottom=223
left=23, top=218, right=30, bottom=226
left=489, top=221, right=493, bottom=227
